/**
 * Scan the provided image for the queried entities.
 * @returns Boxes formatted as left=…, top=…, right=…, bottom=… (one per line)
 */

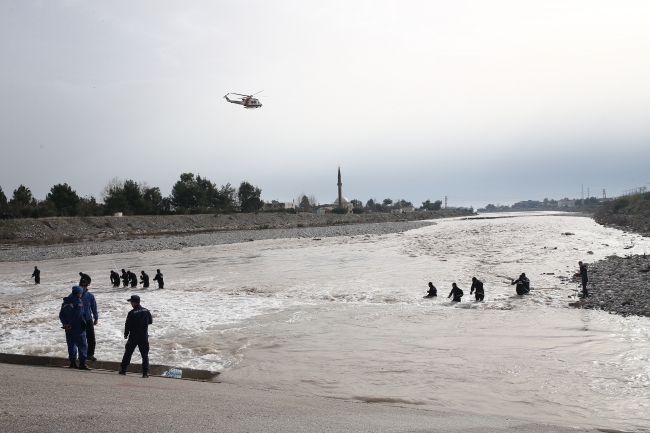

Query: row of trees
left=0, top=173, right=263, bottom=218
left=293, top=194, right=443, bottom=213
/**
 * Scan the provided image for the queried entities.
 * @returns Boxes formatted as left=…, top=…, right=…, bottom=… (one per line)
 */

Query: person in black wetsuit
left=153, top=269, right=164, bottom=289
left=121, top=269, right=129, bottom=288
left=448, top=283, right=463, bottom=302
left=128, top=271, right=138, bottom=288
left=470, top=277, right=484, bottom=301
left=79, top=272, right=91, bottom=286
left=110, top=270, right=121, bottom=287
left=140, top=271, right=149, bottom=288
left=119, top=295, right=153, bottom=378
left=511, top=273, right=529, bottom=295
left=425, top=282, right=437, bottom=297
left=575, top=261, right=588, bottom=298
left=32, top=266, right=40, bottom=284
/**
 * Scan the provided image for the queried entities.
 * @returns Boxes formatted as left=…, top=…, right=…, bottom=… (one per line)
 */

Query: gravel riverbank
left=0, top=219, right=437, bottom=262
left=570, top=254, right=650, bottom=317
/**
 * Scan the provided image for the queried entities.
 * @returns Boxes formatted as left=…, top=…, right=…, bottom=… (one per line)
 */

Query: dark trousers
left=65, top=330, right=88, bottom=362
left=582, top=280, right=588, bottom=297
left=85, top=320, right=96, bottom=356
left=34, top=277, right=40, bottom=284
left=452, top=296, right=461, bottom=302
left=475, top=293, right=484, bottom=301
left=121, top=336, right=150, bottom=372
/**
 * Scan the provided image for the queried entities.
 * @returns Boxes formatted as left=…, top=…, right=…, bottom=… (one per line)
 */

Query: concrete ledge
left=0, top=353, right=219, bottom=381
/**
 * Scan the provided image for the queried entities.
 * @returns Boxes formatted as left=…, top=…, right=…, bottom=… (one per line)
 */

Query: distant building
left=401, top=205, right=415, bottom=213
left=263, top=200, right=295, bottom=211
left=391, top=208, right=403, bottom=214
left=331, top=167, right=353, bottom=213
left=557, top=199, right=575, bottom=208
left=313, top=208, right=326, bottom=215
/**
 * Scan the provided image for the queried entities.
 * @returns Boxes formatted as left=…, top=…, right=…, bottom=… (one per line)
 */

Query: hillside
left=593, top=192, right=650, bottom=235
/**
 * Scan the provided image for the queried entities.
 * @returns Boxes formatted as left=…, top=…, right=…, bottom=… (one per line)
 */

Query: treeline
left=294, top=195, right=443, bottom=214
left=0, top=173, right=263, bottom=219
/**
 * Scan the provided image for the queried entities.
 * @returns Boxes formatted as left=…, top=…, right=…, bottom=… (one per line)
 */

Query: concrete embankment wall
left=0, top=210, right=471, bottom=244
left=0, top=353, right=219, bottom=381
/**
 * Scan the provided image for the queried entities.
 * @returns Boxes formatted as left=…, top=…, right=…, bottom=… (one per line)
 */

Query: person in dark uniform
left=79, top=272, right=91, bottom=286
left=128, top=271, right=138, bottom=288
left=448, top=283, right=463, bottom=302
left=110, top=270, right=121, bottom=287
left=425, top=282, right=437, bottom=297
left=121, top=269, right=129, bottom=288
left=119, top=295, right=153, bottom=378
left=80, top=280, right=99, bottom=361
left=59, top=286, right=91, bottom=370
left=31, top=266, right=40, bottom=284
left=153, top=269, right=164, bottom=289
left=140, top=271, right=150, bottom=288
left=470, top=277, right=484, bottom=301
left=575, top=261, right=589, bottom=298
left=511, top=273, right=529, bottom=295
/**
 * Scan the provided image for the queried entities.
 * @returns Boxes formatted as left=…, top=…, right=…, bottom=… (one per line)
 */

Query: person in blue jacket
left=119, top=295, right=153, bottom=378
left=80, top=279, right=99, bottom=361
left=59, top=286, right=91, bottom=370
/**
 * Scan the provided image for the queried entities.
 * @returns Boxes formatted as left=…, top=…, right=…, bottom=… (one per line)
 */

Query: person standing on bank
left=119, top=295, right=153, bottom=378
left=59, top=286, right=91, bottom=370
left=153, top=269, right=164, bottom=289
left=140, top=271, right=149, bottom=288
left=575, top=261, right=589, bottom=298
left=80, top=279, right=99, bottom=361
left=79, top=272, right=91, bottom=286
left=448, top=283, right=463, bottom=302
left=32, top=266, right=40, bottom=284
left=470, top=277, right=484, bottom=301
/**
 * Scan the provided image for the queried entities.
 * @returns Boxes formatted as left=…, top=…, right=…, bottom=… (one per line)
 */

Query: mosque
left=330, top=167, right=353, bottom=212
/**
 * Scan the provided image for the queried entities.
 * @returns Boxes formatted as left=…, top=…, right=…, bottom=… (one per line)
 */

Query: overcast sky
left=1, top=1, right=649, bottom=208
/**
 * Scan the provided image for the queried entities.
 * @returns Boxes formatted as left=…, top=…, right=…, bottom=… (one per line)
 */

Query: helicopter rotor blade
left=251, top=90, right=264, bottom=96
left=231, top=93, right=249, bottom=97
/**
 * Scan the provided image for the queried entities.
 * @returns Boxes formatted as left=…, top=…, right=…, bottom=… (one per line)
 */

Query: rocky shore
left=0, top=210, right=468, bottom=245
left=0, top=219, right=440, bottom=262
left=571, top=254, right=650, bottom=317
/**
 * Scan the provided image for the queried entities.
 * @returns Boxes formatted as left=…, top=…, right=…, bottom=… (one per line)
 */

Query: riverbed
left=1, top=212, right=648, bottom=431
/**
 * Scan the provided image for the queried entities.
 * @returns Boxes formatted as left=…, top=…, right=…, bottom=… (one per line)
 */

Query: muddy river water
left=1, top=213, right=649, bottom=431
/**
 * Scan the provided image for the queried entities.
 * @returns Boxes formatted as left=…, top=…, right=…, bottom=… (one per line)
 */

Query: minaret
left=337, top=166, right=342, bottom=208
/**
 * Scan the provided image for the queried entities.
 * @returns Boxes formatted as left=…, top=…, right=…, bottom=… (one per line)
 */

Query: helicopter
left=224, top=91, right=264, bottom=109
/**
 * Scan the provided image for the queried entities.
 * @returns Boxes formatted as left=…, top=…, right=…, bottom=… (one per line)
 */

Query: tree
left=142, top=186, right=163, bottom=214
left=421, top=199, right=442, bottom=211
left=238, top=181, right=263, bottom=213
left=10, top=185, right=33, bottom=208
left=0, top=186, right=6, bottom=206
left=101, top=178, right=128, bottom=215
left=365, top=198, right=375, bottom=208
left=299, top=195, right=311, bottom=210
left=398, top=199, right=412, bottom=207
left=47, top=183, right=80, bottom=216
left=383, top=198, right=393, bottom=206
left=350, top=199, right=363, bottom=208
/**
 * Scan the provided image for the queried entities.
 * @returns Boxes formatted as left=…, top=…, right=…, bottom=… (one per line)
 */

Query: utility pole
left=602, top=189, right=606, bottom=199
left=445, top=196, right=447, bottom=209
left=581, top=185, right=584, bottom=200
left=587, top=187, right=589, bottom=200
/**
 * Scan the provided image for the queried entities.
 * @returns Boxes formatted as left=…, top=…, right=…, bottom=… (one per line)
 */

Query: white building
left=262, top=200, right=295, bottom=211
left=557, top=199, right=575, bottom=208
left=402, top=205, right=415, bottom=213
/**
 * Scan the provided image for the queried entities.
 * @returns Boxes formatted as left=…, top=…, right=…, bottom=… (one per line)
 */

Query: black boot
left=142, top=371, right=149, bottom=378
left=69, top=360, right=78, bottom=369
left=78, top=361, right=92, bottom=371
left=87, top=355, right=97, bottom=362
left=119, top=368, right=127, bottom=375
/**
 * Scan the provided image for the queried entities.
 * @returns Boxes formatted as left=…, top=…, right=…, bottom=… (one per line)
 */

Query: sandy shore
left=0, top=363, right=599, bottom=433
left=0, top=219, right=438, bottom=262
